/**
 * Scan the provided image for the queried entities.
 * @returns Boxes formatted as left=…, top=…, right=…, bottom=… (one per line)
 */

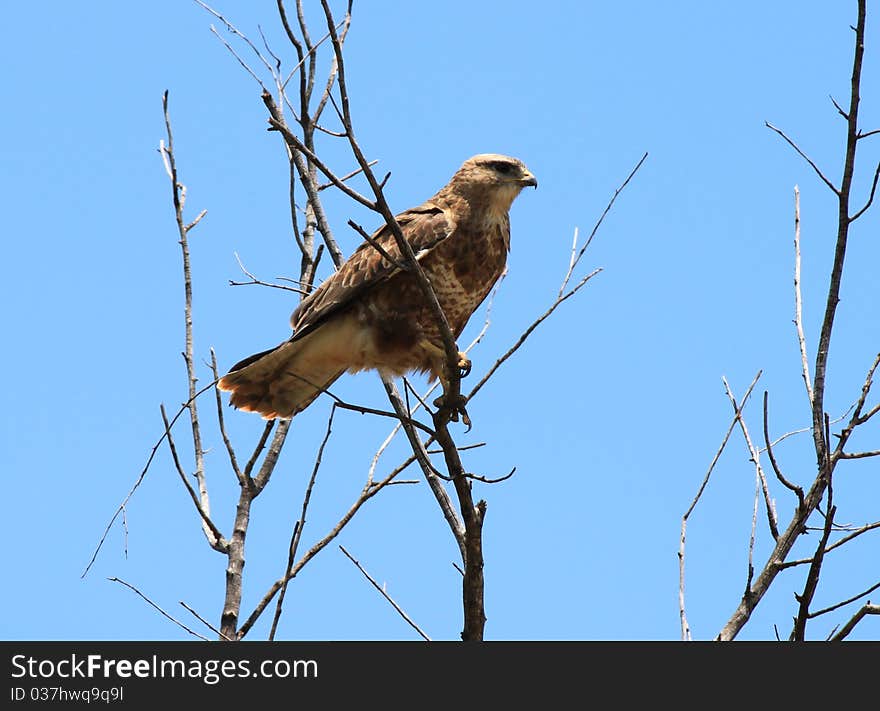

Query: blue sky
left=3, top=1, right=879, bottom=641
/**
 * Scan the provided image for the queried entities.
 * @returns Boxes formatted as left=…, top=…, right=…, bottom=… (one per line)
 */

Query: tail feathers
left=218, top=337, right=344, bottom=420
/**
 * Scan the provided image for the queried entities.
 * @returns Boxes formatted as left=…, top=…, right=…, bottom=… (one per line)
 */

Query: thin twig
left=468, top=268, right=602, bottom=403
left=230, top=252, right=308, bottom=294
left=108, top=577, right=209, bottom=640
left=380, top=376, right=466, bottom=555
left=745, top=465, right=760, bottom=599
left=781, top=520, right=880, bottom=570
left=791, top=480, right=835, bottom=640
left=269, top=405, right=337, bottom=640
left=765, top=122, right=839, bottom=195
left=723, top=377, right=778, bottom=539
left=179, top=600, right=232, bottom=640
left=82, top=380, right=216, bottom=577
left=160, top=404, right=228, bottom=551
left=243, top=421, right=276, bottom=482
left=809, top=580, right=880, bottom=619
left=680, top=370, right=762, bottom=640
left=793, top=186, right=814, bottom=404
left=331, top=399, right=436, bottom=438
left=559, top=152, right=648, bottom=297
left=762, top=391, right=804, bottom=510
left=339, top=545, right=431, bottom=641
left=237, top=455, right=410, bottom=639
left=830, top=603, right=880, bottom=641
left=266, top=114, right=375, bottom=209
left=838, top=449, right=880, bottom=459
left=162, top=90, right=217, bottom=560
left=849, top=160, right=880, bottom=221
left=347, top=219, right=409, bottom=270
left=210, top=349, right=245, bottom=485
left=318, top=160, right=379, bottom=191
left=196, top=1, right=276, bottom=80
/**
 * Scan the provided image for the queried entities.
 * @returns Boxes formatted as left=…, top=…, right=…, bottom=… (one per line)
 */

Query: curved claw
left=433, top=393, right=472, bottom=430
left=457, top=352, right=472, bottom=379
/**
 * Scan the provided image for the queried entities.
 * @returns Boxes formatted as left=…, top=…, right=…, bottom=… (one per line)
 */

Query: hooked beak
left=520, top=171, right=538, bottom=189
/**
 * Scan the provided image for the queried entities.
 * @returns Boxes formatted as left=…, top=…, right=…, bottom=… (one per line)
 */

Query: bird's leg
left=428, top=346, right=472, bottom=429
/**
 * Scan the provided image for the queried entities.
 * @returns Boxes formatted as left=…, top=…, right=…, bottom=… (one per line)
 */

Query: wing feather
left=289, top=202, right=454, bottom=341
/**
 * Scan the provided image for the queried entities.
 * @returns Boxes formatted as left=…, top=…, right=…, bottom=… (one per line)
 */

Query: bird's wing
left=289, top=202, right=454, bottom=340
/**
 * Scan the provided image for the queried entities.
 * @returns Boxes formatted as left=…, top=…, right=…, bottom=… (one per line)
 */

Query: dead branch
left=270, top=404, right=337, bottom=640
left=229, top=252, right=308, bottom=294
left=315, top=0, right=489, bottom=637
left=717, top=1, right=873, bottom=640
left=237, top=446, right=414, bottom=639
left=810, top=579, right=880, bottom=620
left=559, top=151, right=648, bottom=297
left=179, top=600, right=232, bottom=640
left=210, top=350, right=245, bottom=486
left=160, top=404, right=227, bottom=552
left=468, top=154, right=646, bottom=404
left=679, top=371, right=761, bottom=640
left=793, top=186, right=813, bottom=404
left=830, top=603, right=880, bottom=640
left=762, top=391, right=804, bottom=510
left=765, top=122, right=839, bottom=194
left=778, top=520, right=880, bottom=569
left=723, top=376, right=778, bottom=539
left=82, top=379, right=216, bottom=577
left=347, top=219, right=409, bottom=270
left=468, top=267, right=602, bottom=402
left=318, top=160, right=379, bottom=191
left=849, top=159, right=880, bottom=220
left=834, top=352, right=880, bottom=455
left=108, top=577, right=209, bottom=641
left=380, top=376, right=466, bottom=555
left=161, top=89, right=213, bottom=559
left=791, top=479, right=836, bottom=640
left=339, top=545, right=431, bottom=641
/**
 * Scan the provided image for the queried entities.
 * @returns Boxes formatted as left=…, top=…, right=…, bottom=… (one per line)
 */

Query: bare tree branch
left=339, top=545, right=431, bottom=641
left=679, top=371, right=761, bottom=640
left=180, top=600, right=232, bottom=640
left=838, top=449, right=880, bottom=459
left=762, top=391, right=804, bottom=510
left=270, top=404, right=337, bottom=640
left=830, top=603, right=880, bottom=640
left=849, top=159, right=880, bottom=221
left=318, top=160, right=379, bottom=191
left=793, top=186, right=813, bottom=404
left=237, top=450, right=412, bottom=639
left=559, top=152, right=648, bottom=297
left=791, top=481, right=835, bottom=640
left=723, top=376, right=778, bottom=539
left=717, top=1, right=871, bottom=640
left=160, top=404, right=228, bottom=552
left=210, top=350, right=245, bottom=486
left=810, top=579, right=880, bottom=620
left=229, top=252, right=308, bottom=294
left=109, top=577, right=209, bottom=641
left=161, top=89, right=214, bottom=559
left=468, top=268, right=602, bottom=403
left=765, top=122, right=839, bottom=195
left=82, top=379, right=216, bottom=577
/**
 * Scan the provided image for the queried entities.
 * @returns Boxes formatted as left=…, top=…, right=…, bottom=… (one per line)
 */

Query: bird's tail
left=217, top=332, right=345, bottom=420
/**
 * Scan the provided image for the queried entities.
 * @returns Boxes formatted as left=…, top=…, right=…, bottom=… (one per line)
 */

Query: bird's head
left=446, top=154, right=537, bottom=220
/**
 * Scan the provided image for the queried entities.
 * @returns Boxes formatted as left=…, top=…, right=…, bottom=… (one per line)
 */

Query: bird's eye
left=488, top=161, right=514, bottom=175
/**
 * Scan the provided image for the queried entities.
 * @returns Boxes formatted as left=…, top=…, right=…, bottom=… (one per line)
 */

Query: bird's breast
left=421, top=222, right=508, bottom=334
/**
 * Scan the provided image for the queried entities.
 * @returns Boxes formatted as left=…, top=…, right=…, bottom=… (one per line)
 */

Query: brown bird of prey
left=218, top=153, right=537, bottom=420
